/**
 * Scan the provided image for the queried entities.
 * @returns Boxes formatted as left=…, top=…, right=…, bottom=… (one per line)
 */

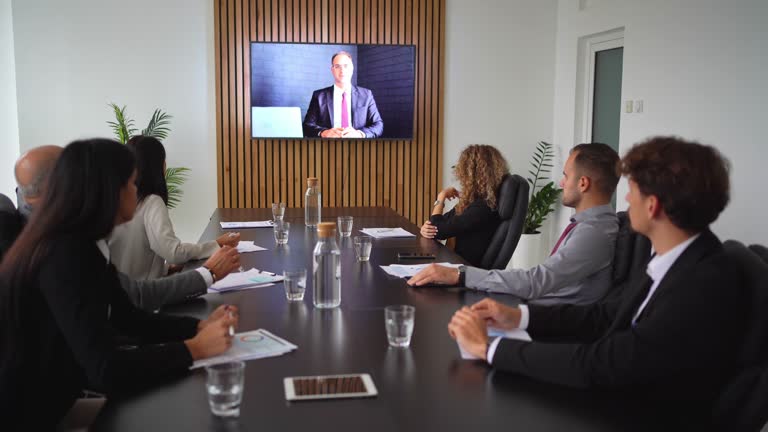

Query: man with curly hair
left=411, top=143, right=619, bottom=306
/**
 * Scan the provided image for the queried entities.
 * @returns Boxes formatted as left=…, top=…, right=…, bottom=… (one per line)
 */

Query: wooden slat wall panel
left=215, top=0, right=444, bottom=226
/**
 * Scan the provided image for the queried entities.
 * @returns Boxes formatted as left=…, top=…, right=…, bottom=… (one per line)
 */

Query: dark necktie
left=341, top=92, right=350, bottom=128
left=550, top=221, right=578, bottom=256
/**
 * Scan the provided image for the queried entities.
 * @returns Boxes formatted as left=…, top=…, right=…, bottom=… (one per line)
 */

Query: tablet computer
left=283, top=373, right=378, bottom=401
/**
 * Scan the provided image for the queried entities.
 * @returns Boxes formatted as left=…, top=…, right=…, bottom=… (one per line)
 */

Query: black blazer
left=302, top=85, right=384, bottom=138
left=491, top=230, right=749, bottom=422
left=0, top=235, right=199, bottom=430
left=430, top=199, right=501, bottom=268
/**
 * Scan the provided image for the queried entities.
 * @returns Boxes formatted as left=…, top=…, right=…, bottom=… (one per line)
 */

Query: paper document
left=236, top=241, right=268, bottom=253
left=380, top=262, right=462, bottom=279
left=220, top=220, right=274, bottom=229
left=360, top=227, right=415, bottom=238
left=192, top=329, right=298, bottom=369
left=459, top=327, right=532, bottom=360
left=208, top=268, right=283, bottom=293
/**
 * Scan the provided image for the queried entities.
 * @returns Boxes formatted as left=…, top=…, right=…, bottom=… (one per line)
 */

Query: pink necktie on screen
left=341, top=92, right=350, bottom=128
left=550, top=221, right=578, bottom=256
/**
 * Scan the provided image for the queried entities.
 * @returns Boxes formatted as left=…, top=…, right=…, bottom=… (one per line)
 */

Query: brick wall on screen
left=356, top=45, right=414, bottom=139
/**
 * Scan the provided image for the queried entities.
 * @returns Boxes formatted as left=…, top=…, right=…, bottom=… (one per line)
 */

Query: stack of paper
left=459, top=327, right=532, bottom=360
left=208, top=268, right=283, bottom=293
left=192, top=329, right=298, bottom=368
left=380, top=262, right=462, bottom=279
left=236, top=241, right=268, bottom=253
left=220, top=220, right=274, bottom=229
left=360, top=227, right=415, bottom=238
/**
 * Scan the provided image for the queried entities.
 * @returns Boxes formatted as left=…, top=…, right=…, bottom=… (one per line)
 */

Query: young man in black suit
left=447, top=136, right=748, bottom=424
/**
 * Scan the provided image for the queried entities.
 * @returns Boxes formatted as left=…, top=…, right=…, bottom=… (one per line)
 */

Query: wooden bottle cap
left=317, top=222, right=336, bottom=238
left=307, top=177, right=319, bottom=187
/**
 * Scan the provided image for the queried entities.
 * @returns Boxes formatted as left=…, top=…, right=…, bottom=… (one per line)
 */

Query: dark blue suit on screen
left=302, top=85, right=384, bottom=138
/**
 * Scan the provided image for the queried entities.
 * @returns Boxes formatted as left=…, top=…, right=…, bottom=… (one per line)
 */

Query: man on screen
left=303, top=51, right=384, bottom=138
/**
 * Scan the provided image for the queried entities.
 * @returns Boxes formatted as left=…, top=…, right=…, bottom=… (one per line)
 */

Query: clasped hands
left=447, top=299, right=522, bottom=361
left=320, top=127, right=365, bottom=138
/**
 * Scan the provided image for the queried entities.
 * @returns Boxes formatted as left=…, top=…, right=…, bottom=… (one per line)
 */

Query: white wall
left=444, top=0, right=557, bottom=220
left=0, top=0, right=20, bottom=201
left=12, top=0, right=216, bottom=241
left=553, top=0, right=768, bottom=244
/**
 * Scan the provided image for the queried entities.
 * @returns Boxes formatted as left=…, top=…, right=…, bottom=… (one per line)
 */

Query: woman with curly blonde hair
left=421, top=144, right=509, bottom=267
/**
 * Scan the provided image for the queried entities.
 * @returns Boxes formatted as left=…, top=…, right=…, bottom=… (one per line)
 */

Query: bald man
left=3, top=145, right=241, bottom=311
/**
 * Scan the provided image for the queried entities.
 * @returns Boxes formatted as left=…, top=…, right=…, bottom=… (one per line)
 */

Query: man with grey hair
left=2, top=145, right=241, bottom=311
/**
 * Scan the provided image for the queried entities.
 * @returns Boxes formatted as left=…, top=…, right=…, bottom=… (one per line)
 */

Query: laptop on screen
left=251, top=107, right=303, bottom=138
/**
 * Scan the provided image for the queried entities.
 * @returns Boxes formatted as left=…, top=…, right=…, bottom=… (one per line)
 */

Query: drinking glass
left=273, top=221, right=290, bottom=245
left=272, top=202, right=286, bottom=222
left=385, top=305, right=415, bottom=348
left=337, top=216, right=354, bottom=237
left=283, top=269, right=307, bottom=301
left=205, top=361, right=245, bottom=417
left=353, top=235, right=372, bottom=262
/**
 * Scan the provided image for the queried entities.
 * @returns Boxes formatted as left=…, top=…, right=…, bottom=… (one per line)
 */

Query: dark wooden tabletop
left=92, top=207, right=652, bottom=431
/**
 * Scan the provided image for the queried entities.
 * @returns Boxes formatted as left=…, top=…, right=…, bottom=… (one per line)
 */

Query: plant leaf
left=107, top=103, right=137, bottom=144
left=142, top=109, right=173, bottom=140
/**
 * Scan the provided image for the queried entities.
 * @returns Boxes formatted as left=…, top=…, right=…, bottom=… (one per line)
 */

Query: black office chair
left=601, top=211, right=652, bottom=302
left=712, top=240, right=768, bottom=431
left=479, top=174, right=528, bottom=270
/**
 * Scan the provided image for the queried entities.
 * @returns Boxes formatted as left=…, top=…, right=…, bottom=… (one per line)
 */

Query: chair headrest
left=496, top=175, right=525, bottom=220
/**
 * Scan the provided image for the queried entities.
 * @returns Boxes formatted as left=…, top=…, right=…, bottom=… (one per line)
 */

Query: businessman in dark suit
left=303, top=51, right=384, bottom=138
left=448, top=136, right=749, bottom=424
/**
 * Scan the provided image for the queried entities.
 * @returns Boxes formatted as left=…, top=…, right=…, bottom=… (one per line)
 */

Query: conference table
left=92, top=207, right=655, bottom=431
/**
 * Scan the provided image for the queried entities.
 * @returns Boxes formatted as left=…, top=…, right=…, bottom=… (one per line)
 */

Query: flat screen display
left=251, top=42, right=415, bottom=140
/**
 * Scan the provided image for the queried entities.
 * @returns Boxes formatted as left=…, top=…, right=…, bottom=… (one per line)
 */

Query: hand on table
left=407, top=263, right=459, bottom=287
left=217, top=232, right=240, bottom=247
left=187, top=307, right=239, bottom=360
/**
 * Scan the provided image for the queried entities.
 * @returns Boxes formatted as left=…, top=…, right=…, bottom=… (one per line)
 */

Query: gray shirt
left=464, top=204, right=618, bottom=305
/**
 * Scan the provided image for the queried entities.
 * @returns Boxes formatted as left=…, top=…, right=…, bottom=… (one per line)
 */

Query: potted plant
left=510, top=141, right=562, bottom=269
left=107, top=103, right=190, bottom=209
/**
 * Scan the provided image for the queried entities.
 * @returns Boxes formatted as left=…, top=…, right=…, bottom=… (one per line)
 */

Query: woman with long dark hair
left=420, top=144, right=509, bottom=267
left=109, top=135, right=239, bottom=280
left=0, top=139, right=238, bottom=429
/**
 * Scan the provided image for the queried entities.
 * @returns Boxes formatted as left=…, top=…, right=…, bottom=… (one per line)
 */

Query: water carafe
left=313, top=222, right=341, bottom=308
left=304, top=177, right=321, bottom=227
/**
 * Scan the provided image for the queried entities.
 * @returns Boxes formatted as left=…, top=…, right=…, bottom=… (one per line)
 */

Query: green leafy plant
left=523, top=141, right=563, bottom=234
left=107, top=103, right=188, bottom=209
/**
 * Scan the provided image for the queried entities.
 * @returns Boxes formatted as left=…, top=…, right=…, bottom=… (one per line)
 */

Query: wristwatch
left=457, top=265, right=466, bottom=286
left=203, top=265, right=218, bottom=283
left=433, top=199, right=444, bottom=207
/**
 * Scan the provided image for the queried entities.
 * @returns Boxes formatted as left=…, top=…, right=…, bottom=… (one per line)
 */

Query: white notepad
left=360, top=227, right=416, bottom=238
left=220, top=221, right=274, bottom=229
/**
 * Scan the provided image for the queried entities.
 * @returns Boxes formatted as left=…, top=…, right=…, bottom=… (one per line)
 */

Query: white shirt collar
left=646, top=234, right=700, bottom=283
left=96, top=239, right=110, bottom=262
left=334, top=84, right=350, bottom=94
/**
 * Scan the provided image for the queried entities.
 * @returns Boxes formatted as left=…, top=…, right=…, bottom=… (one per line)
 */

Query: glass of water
left=283, top=268, right=307, bottom=301
left=385, top=305, right=415, bottom=348
left=274, top=221, right=290, bottom=245
left=272, top=202, right=286, bottom=222
left=205, top=361, right=245, bottom=417
left=353, top=235, right=372, bottom=262
left=337, top=216, right=354, bottom=237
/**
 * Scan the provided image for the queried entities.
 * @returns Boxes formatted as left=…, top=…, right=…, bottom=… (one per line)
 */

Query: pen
left=226, top=305, right=235, bottom=337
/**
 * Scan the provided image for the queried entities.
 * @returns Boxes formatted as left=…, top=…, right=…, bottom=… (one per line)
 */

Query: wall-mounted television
left=251, top=42, right=415, bottom=140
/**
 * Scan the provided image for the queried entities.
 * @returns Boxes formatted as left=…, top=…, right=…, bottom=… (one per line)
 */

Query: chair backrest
left=712, top=240, right=768, bottom=430
left=480, top=174, right=528, bottom=270
left=601, top=211, right=652, bottom=302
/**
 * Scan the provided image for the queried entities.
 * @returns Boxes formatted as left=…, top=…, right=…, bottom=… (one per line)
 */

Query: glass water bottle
left=304, top=177, right=321, bottom=227
left=313, top=222, right=341, bottom=308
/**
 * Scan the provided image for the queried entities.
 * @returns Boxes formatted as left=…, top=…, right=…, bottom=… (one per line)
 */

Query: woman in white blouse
left=109, top=136, right=239, bottom=280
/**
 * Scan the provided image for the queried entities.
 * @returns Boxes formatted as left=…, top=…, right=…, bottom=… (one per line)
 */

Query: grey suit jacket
left=118, top=269, right=207, bottom=312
